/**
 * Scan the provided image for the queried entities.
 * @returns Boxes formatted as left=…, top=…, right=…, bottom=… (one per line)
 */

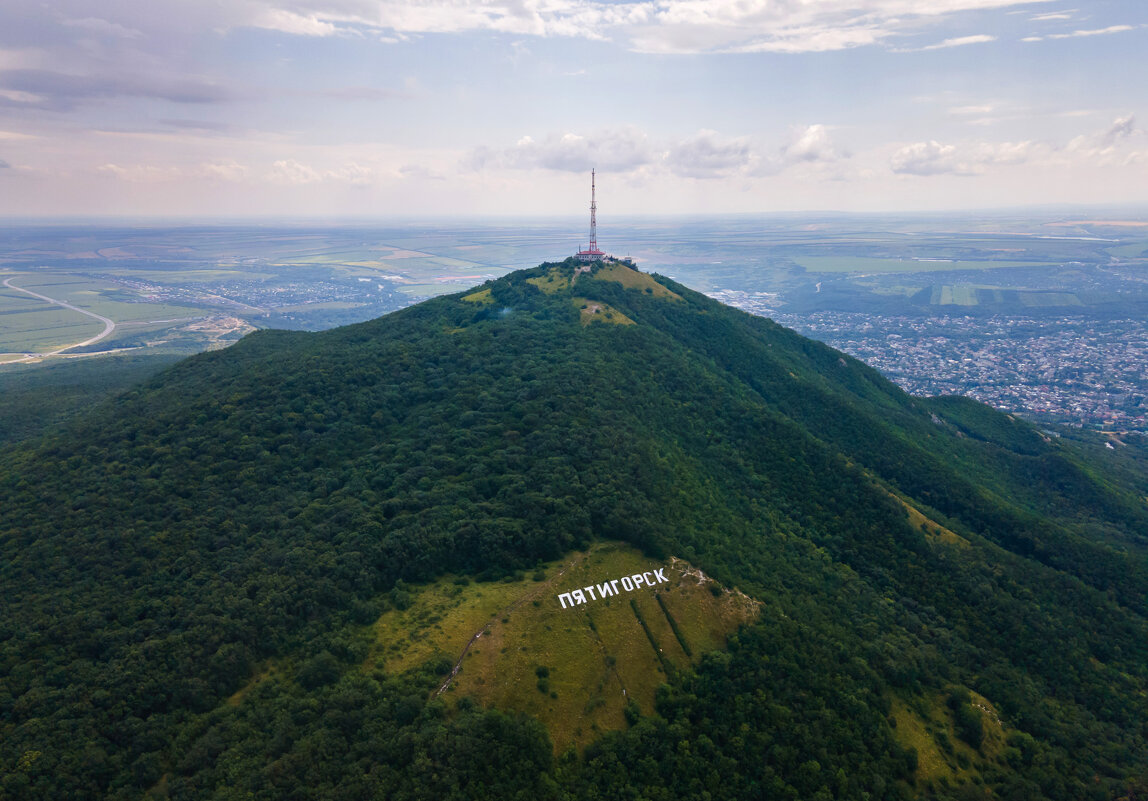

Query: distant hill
left=1, top=258, right=1146, bottom=800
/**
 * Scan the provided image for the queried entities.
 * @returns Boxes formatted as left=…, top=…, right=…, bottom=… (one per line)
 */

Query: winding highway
left=2, top=277, right=117, bottom=363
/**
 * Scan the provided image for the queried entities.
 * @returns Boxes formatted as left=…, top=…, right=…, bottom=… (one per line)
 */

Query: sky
left=0, top=0, right=1145, bottom=217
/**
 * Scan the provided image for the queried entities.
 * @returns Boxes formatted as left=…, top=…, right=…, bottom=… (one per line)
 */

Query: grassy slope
left=366, top=542, right=757, bottom=752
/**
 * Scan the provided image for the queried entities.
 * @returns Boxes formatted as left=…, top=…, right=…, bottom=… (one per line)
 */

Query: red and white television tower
left=576, top=169, right=606, bottom=262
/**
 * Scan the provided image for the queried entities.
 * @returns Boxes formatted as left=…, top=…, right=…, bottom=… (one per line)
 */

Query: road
left=2, top=277, right=117, bottom=363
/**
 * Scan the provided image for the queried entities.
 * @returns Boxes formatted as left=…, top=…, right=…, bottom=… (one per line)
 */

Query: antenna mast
left=575, top=169, right=605, bottom=261
left=589, top=169, right=598, bottom=253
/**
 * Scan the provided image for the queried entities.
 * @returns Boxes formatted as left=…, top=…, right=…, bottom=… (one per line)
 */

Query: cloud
left=949, top=104, right=995, bottom=115
left=399, top=163, right=446, bottom=181
left=1030, top=11, right=1075, bottom=21
left=60, top=17, right=143, bottom=39
left=0, top=69, right=234, bottom=109
left=200, top=161, right=250, bottom=181
left=1064, top=115, right=1144, bottom=165
left=159, top=118, right=234, bottom=133
left=1048, top=24, right=1135, bottom=39
left=1101, top=115, right=1136, bottom=144
left=891, top=117, right=1144, bottom=178
left=470, top=124, right=847, bottom=180
left=472, top=128, right=659, bottom=173
left=971, top=140, right=1042, bottom=165
left=252, top=9, right=341, bottom=37
left=782, top=124, right=844, bottom=163
left=241, top=0, right=648, bottom=41
left=269, top=159, right=376, bottom=185
left=628, top=0, right=1050, bottom=54
left=917, top=34, right=996, bottom=50
left=891, top=140, right=976, bottom=176
left=0, top=159, right=10, bottom=169
left=97, top=163, right=184, bottom=182
left=319, top=86, right=407, bottom=101
left=229, top=0, right=1054, bottom=55
left=666, top=130, right=752, bottom=177
left=270, top=159, right=325, bottom=184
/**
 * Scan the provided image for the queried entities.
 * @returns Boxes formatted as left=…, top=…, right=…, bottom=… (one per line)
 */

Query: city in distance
left=2, top=210, right=1147, bottom=434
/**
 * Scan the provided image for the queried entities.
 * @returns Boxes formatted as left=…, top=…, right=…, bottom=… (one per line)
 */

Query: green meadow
left=367, top=542, right=758, bottom=751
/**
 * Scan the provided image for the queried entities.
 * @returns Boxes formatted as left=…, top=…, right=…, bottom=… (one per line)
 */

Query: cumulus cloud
left=269, top=159, right=376, bottom=185
left=666, top=130, right=752, bottom=178
left=782, top=124, right=843, bottom=163
left=471, top=128, right=658, bottom=173
left=973, top=140, right=1048, bottom=166
left=97, top=163, right=184, bottom=182
left=891, top=140, right=976, bottom=176
left=1097, top=115, right=1136, bottom=145
left=200, top=161, right=250, bottom=181
left=1065, top=115, right=1144, bottom=165
left=895, top=139, right=1050, bottom=175
left=470, top=124, right=847, bottom=180
left=891, top=116, right=1144, bottom=178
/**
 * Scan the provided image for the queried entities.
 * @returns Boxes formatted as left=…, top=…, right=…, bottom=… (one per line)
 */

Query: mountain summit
left=2, top=258, right=1147, bottom=800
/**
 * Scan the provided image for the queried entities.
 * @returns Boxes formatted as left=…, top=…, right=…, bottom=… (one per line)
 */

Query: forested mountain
left=1, top=259, right=1146, bottom=800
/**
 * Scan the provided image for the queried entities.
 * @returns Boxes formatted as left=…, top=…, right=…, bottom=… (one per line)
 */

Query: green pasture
left=573, top=297, right=635, bottom=326
left=890, top=690, right=1007, bottom=791
left=793, top=256, right=1056, bottom=274
left=592, top=262, right=682, bottom=300
left=921, top=285, right=1082, bottom=307
left=366, top=542, right=757, bottom=752
left=1104, top=241, right=1148, bottom=259
left=527, top=267, right=571, bottom=294
left=0, top=287, right=42, bottom=313
left=461, top=288, right=494, bottom=305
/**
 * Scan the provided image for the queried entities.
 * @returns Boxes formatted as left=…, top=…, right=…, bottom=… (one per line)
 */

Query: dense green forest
left=0, top=353, right=180, bottom=446
left=1, top=259, right=1146, bottom=799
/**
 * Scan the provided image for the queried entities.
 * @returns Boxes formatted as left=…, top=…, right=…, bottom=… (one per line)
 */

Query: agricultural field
left=0, top=271, right=206, bottom=362
left=0, top=305, right=103, bottom=355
